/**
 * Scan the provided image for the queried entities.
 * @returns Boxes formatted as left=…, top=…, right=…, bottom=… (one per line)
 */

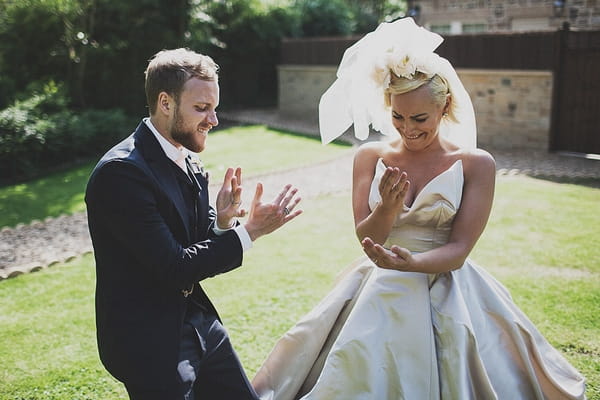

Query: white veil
left=318, top=18, right=477, bottom=149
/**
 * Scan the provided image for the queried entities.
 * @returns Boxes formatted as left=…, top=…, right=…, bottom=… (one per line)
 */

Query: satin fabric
left=253, top=160, right=586, bottom=400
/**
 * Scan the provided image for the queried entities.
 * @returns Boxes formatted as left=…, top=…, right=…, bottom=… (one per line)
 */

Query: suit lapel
left=135, top=123, right=193, bottom=242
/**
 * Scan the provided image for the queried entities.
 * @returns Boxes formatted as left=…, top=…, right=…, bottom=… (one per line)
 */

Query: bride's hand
left=378, top=167, right=410, bottom=214
left=362, top=237, right=415, bottom=271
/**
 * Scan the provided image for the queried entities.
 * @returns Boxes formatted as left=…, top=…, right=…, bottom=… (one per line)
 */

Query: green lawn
left=1, top=157, right=599, bottom=398
left=0, top=124, right=351, bottom=228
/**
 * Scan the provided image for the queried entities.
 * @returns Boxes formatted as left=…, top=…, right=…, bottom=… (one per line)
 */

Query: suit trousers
left=179, top=309, right=259, bottom=400
left=126, top=309, right=259, bottom=400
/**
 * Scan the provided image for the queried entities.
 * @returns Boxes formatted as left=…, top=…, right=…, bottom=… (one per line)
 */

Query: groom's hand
left=244, top=182, right=302, bottom=241
left=215, top=167, right=246, bottom=229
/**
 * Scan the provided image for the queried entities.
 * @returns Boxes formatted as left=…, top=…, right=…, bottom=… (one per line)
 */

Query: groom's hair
left=144, top=48, right=219, bottom=115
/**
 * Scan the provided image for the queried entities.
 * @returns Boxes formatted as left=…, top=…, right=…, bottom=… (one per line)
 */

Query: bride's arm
left=362, top=149, right=496, bottom=273
left=353, top=144, right=409, bottom=245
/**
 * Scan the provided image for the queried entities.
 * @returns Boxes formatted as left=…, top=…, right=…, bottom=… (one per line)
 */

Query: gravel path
left=1, top=114, right=598, bottom=280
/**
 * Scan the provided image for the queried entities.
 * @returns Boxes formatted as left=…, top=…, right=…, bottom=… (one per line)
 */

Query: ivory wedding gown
left=253, top=159, right=586, bottom=400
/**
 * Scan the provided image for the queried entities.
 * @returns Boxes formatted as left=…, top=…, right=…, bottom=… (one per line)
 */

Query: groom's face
left=170, top=77, right=219, bottom=153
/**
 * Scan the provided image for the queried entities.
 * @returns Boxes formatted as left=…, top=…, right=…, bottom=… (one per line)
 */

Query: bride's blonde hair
left=384, top=71, right=458, bottom=123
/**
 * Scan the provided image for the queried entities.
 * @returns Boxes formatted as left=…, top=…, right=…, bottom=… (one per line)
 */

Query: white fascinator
left=319, top=17, right=476, bottom=148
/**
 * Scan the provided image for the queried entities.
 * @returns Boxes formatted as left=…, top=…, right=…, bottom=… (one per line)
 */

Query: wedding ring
left=283, top=207, right=290, bottom=215
left=231, top=201, right=241, bottom=205
left=372, top=258, right=378, bottom=264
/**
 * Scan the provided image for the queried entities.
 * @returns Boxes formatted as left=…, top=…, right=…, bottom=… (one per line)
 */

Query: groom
left=85, top=48, right=301, bottom=400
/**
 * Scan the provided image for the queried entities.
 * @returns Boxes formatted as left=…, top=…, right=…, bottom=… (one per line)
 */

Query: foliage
left=0, top=0, right=73, bottom=109
left=295, top=0, right=357, bottom=37
left=189, top=0, right=301, bottom=108
left=81, top=0, right=190, bottom=114
left=0, top=81, right=130, bottom=184
left=293, top=0, right=406, bottom=36
left=349, top=0, right=406, bottom=32
left=0, top=0, right=407, bottom=113
left=0, top=0, right=190, bottom=114
left=186, top=0, right=406, bottom=106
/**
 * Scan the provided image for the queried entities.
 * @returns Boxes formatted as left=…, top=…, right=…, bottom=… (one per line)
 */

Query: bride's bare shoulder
left=354, top=140, right=396, bottom=164
left=458, top=148, right=496, bottom=178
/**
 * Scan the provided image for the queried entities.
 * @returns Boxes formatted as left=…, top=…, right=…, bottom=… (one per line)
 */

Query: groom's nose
left=208, top=110, right=219, bottom=127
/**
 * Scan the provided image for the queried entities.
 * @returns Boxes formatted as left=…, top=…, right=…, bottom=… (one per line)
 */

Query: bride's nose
left=395, top=118, right=414, bottom=133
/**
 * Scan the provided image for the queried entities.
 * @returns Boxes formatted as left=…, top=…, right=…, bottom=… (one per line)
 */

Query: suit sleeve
left=86, top=160, right=243, bottom=292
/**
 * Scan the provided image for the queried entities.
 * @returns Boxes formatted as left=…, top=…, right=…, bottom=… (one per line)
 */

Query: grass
left=1, top=155, right=599, bottom=398
left=0, top=124, right=350, bottom=228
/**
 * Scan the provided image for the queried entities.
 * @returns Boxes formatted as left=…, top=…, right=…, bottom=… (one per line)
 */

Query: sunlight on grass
left=0, top=255, right=128, bottom=399
left=201, top=124, right=350, bottom=177
left=203, top=192, right=363, bottom=376
left=472, top=175, right=600, bottom=271
left=0, top=163, right=95, bottom=228
left=0, top=125, right=350, bottom=228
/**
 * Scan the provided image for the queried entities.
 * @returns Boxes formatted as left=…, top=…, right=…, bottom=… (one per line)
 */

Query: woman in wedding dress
left=252, top=18, right=586, bottom=400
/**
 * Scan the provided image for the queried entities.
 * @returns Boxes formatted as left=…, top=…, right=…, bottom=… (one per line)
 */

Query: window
left=430, top=24, right=452, bottom=34
left=463, top=23, right=487, bottom=33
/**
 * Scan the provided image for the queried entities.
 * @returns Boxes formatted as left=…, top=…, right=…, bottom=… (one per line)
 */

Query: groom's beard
left=170, top=107, right=208, bottom=153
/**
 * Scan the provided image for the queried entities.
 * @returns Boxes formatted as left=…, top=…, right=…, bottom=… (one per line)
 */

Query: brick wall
left=277, top=65, right=553, bottom=150
left=416, top=0, right=600, bottom=32
left=461, top=69, right=553, bottom=150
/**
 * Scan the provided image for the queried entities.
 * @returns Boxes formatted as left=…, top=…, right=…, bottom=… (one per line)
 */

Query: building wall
left=413, top=0, right=600, bottom=33
left=278, top=65, right=553, bottom=150
left=462, top=69, right=553, bottom=149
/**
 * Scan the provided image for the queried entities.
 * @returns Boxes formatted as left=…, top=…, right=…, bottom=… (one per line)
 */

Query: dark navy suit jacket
left=85, top=121, right=243, bottom=392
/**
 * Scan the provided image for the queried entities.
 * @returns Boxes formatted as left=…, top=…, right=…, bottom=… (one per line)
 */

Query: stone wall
left=277, top=65, right=553, bottom=150
left=461, top=69, right=553, bottom=150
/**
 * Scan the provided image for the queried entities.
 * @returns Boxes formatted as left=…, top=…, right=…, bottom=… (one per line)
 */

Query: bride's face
left=390, top=84, right=446, bottom=151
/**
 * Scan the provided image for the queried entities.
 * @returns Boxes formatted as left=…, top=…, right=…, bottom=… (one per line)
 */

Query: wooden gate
left=550, top=28, right=600, bottom=155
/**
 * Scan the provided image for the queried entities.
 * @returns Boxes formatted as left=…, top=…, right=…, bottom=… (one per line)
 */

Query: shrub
left=0, top=81, right=130, bottom=184
left=296, top=0, right=356, bottom=37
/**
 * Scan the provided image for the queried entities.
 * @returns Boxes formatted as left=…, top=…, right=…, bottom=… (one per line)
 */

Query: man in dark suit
left=85, top=48, right=301, bottom=400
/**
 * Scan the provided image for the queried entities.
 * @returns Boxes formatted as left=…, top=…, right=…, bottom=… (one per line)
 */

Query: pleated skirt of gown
left=252, top=257, right=586, bottom=400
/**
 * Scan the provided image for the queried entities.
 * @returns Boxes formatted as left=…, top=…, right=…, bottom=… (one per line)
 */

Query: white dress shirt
left=143, top=118, right=252, bottom=251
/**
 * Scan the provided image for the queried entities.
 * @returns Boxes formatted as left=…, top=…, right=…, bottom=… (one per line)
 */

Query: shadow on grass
left=529, top=174, right=600, bottom=189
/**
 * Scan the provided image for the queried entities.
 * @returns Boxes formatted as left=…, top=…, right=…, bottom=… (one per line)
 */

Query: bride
left=252, top=18, right=586, bottom=400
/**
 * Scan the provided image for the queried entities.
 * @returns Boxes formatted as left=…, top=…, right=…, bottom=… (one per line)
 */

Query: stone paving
left=1, top=110, right=598, bottom=280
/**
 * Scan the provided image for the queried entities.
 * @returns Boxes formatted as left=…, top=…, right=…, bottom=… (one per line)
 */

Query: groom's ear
left=157, top=92, right=173, bottom=115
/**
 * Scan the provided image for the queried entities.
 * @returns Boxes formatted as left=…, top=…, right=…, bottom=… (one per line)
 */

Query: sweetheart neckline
left=377, top=158, right=462, bottom=209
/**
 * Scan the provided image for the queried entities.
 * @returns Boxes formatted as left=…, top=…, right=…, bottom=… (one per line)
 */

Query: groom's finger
left=281, top=187, right=298, bottom=208
left=230, top=185, right=242, bottom=205
left=252, top=182, right=264, bottom=205
left=273, top=184, right=292, bottom=205
left=283, top=207, right=303, bottom=222
left=285, top=194, right=301, bottom=213
left=234, top=167, right=242, bottom=186
left=222, top=167, right=234, bottom=187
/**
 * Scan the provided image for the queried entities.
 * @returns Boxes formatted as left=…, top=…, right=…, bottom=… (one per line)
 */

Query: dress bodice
left=368, top=159, right=464, bottom=252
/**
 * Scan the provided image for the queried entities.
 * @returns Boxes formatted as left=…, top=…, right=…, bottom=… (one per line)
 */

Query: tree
left=188, top=0, right=300, bottom=108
